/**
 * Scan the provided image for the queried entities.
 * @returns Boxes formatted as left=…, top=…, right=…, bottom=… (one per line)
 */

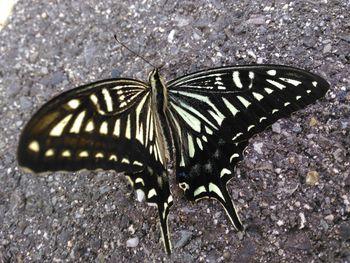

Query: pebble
left=306, top=171, right=319, bottom=185
left=324, top=214, right=334, bottom=223
left=174, top=230, right=192, bottom=248
left=126, top=237, right=139, bottom=248
left=339, top=223, right=350, bottom=240
left=253, top=142, right=264, bottom=154
left=272, top=122, right=281, bottom=133
left=246, top=15, right=265, bottom=25
left=309, top=117, right=318, bottom=127
left=323, top=43, right=332, bottom=53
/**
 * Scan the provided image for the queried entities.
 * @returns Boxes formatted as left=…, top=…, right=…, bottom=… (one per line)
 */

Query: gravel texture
left=0, top=0, right=349, bottom=262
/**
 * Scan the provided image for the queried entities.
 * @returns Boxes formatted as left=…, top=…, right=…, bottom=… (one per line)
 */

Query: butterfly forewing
left=167, top=65, right=329, bottom=230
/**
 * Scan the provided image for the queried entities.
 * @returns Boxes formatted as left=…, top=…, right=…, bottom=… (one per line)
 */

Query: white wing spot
left=113, top=119, right=120, bottom=137
left=50, top=114, right=73, bottom=136
left=147, top=188, right=157, bottom=199
left=67, top=99, right=80, bottom=109
left=121, top=158, right=130, bottom=164
left=312, top=81, right=317, bottom=87
left=179, top=182, right=190, bottom=191
left=209, top=183, right=225, bottom=201
left=205, top=126, right=213, bottom=135
left=45, top=149, right=54, bottom=157
left=232, top=132, right=243, bottom=141
left=196, top=137, right=203, bottom=150
left=125, top=115, right=131, bottom=139
left=85, top=120, right=94, bottom=132
left=79, top=151, right=89, bottom=157
left=272, top=109, right=279, bottom=114
left=62, top=150, right=71, bottom=157
left=188, top=134, right=195, bottom=158
left=70, top=111, right=86, bottom=133
left=135, top=177, right=145, bottom=186
left=284, top=102, right=291, bottom=106
left=233, top=71, right=243, bottom=88
left=247, top=125, right=255, bottom=131
left=249, top=71, right=255, bottom=88
left=220, top=168, right=232, bottom=178
left=194, top=186, right=206, bottom=197
left=259, top=117, right=267, bottom=122
left=237, top=96, right=251, bottom=108
left=279, top=77, right=301, bottom=86
left=264, top=88, right=274, bottom=94
left=252, top=92, right=264, bottom=101
left=230, top=153, right=240, bottom=162
left=179, top=156, right=186, bottom=167
left=202, top=135, right=208, bottom=142
left=90, top=94, right=98, bottom=105
left=95, top=152, right=104, bottom=158
left=99, top=121, right=108, bottom=134
left=267, top=79, right=286, bottom=90
left=307, top=89, right=311, bottom=94
left=223, top=97, right=239, bottom=116
left=296, top=96, right=302, bottom=100
left=109, top=154, right=117, bottom=161
left=28, top=140, right=40, bottom=152
left=267, top=69, right=277, bottom=76
left=102, top=88, right=113, bottom=112
left=133, top=160, right=143, bottom=166
left=125, top=175, right=134, bottom=187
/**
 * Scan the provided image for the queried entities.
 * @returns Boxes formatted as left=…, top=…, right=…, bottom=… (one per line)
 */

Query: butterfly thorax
left=149, top=69, right=168, bottom=114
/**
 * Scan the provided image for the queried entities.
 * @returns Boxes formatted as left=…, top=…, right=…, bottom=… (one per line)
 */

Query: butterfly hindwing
left=167, top=65, right=329, bottom=230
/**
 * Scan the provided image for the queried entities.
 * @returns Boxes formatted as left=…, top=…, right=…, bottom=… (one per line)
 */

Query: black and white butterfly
left=18, top=64, right=329, bottom=254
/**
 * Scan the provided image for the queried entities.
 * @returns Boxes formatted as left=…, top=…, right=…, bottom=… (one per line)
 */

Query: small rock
left=299, top=212, right=306, bottom=229
left=272, top=123, right=281, bottom=133
left=306, top=171, right=319, bottom=185
left=320, top=219, right=329, bottom=230
left=111, top=69, right=121, bottom=78
left=99, top=185, right=111, bottom=195
left=323, top=43, right=332, bottom=53
left=174, top=230, right=192, bottom=248
left=324, top=214, right=334, bottom=223
left=253, top=142, right=263, bottom=154
left=126, top=237, right=139, bottom=248
left=339, top=222, right=350, bottom=241
left=333, top=148, right=345, bottom=162
left=19, top=96, right=32, bottom=110
left=309, top=117, right=318, bottom=127
left=285, top=233, right=312, bottom=251
left=246, top=15, right=265, bottom=25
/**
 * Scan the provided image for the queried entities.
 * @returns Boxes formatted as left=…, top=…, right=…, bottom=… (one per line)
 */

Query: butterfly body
left=18, top=64, right=329, bottom=254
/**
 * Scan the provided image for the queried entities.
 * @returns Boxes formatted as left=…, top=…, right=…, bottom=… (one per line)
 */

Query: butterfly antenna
left=114, top=34, right=158, bottom=69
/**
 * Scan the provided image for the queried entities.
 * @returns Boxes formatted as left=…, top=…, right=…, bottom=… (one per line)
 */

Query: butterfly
left=17, top=64, right=329, bottom=254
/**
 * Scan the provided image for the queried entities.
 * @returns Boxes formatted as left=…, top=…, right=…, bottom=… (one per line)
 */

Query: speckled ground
left=0, top=1, right=349, bottom=262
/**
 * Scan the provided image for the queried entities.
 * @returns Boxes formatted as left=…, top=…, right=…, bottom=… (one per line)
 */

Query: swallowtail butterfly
left=18, top=64, right=329, bottom=254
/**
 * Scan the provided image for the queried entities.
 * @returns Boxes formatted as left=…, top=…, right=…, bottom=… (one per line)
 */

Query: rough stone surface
left=0, top=1, right=349, bottom=262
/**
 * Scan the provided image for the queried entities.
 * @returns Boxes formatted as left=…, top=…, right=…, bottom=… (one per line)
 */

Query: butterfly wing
left=167, top=65, right=329, bottom=230
left=18, top=78, right=173, bottom=253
